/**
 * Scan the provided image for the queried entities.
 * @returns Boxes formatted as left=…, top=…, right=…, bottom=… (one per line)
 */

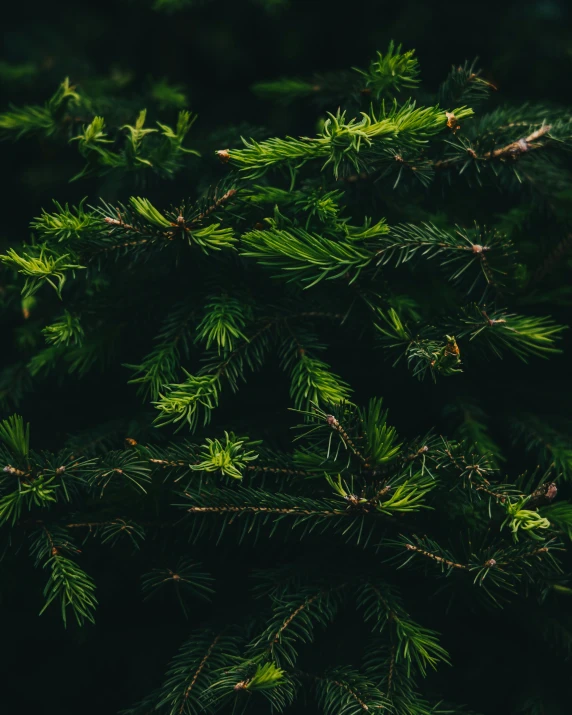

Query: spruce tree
left=1, top=11, right=572, bottom=715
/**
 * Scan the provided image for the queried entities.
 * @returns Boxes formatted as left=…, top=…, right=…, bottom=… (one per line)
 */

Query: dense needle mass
left=1, top=27, right=571, bottom=715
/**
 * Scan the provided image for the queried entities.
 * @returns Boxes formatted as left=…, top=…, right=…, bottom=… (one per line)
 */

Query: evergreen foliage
left=1, top=16, right=572, bottom=715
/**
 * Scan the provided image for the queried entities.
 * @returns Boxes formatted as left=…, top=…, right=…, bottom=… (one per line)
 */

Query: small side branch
left=435, top=124, right=552, bottom=169
left=196, top=188, right=237, bottom=223
left=404, top=543, right=469, bottom=570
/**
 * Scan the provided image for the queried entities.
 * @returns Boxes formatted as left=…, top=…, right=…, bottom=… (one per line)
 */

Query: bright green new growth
left=225, top=102, right=474, bottom=181
left=0, top=77, right=79, bottom=138
left=1, top=247, right=85, bottom=299
left=354, top=41, right=421, bottom=98
left=42, top=311, right=84, bottom=347
left=190, top=432, right=259, bottom=480
left=0, top=79, right=200, bottom=180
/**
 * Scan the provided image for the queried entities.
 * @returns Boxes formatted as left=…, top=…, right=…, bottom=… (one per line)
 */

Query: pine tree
left=1, top=16, right=572, bottom=715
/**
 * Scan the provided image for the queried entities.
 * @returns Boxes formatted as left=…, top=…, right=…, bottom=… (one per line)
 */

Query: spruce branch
left=142, top=558, right=214, bottom=617
left=311, top=666, right=391, bottom=713
left=222, top=102, right=473, bottom=180
left=0, top=77, right=80, bottom=138
left=31, top=198, right=101, bottom=241
left=181, top=485, right=386, bottom=546
left=374, top=223, right=514, bottom=295
left=151, top=630, right=242, bottom=715
left=247, top=583, right=346, bottom=667
left=0, top=474, right=58, bottom=526
left=42, top=310, right=84, bottom=347
left=0, top=77, right=200, bottom=180
left=357, top=581, right=450, bottom=676
left=194, top=294, right=250, bottom=353
left=511, top=414, right=572, bottom=480
left=1, top=246, right=85, bottom=299
left=97, top=519, right=146, bottom=549
left=190, top=432, right=259, bottom=480
left=354, top=41, right=420, bottom=99
left=128, top=301, right=196, bottom=400
left=375, top=310, right=463, bottom=381
left=30, top=526, right=97, bottom=627
left=241, top=219, right=387, bottom=287
left=288, top=353, right=353, bottom=411
left=154, top=318, right=275, bottom=430
left=458, top=305, right=566, bottom=361
left=0, top=413, right=30, bottom=460
left=438, top=59, right=496, bottom=108
left=435, top=106, right=572, bottom=188
left=72, top=109, right=200, bottom=180
left=85, top=450, right=152, bottom=496
left=502, top=499, right=551, bottom=541
left=206, top=660, right=297, bottom=713
left=252, top=43, right=420, bottom=107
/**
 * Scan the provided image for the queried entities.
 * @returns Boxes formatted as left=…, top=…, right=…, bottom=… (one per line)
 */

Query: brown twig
left=404, top=543, right=469, bottom=570
left=186, top=504, right=351, bottom=517
left=483, top=124, right=552, bottom=160
left=96, top=188, right=238, bottom=256
left=195, top=188, right=237, bottom=222
left=295, top=669, right=371, bottom=711
left=325, top=414, right=367, bottom=464
left=435, top=124, right=552, bottom=169
left=179, top=632, right=223, bottom=714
